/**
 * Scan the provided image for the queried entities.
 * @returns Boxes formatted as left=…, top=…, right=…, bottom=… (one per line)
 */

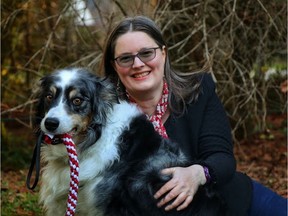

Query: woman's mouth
left=132, top=72, right=150, bottom=78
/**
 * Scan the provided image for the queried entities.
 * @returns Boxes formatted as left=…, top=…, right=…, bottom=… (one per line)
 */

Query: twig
left=1, top=99, right=38, bottom=115
left=15, top=117, right=32, bottom=129
left=256, top=0, right=281, bottom=36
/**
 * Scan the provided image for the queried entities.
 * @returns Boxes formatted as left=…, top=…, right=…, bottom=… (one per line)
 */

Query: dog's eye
left=46, top=94, right=53, bottom=102
left=72, top=98, right=82, bottom=106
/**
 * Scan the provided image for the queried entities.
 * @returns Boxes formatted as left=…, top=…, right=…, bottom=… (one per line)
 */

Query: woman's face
left=113, top=31, right=166, bottom=97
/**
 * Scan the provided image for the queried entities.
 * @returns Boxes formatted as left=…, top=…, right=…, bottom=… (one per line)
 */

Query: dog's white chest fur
left=40, top=101, right=141, bottom=216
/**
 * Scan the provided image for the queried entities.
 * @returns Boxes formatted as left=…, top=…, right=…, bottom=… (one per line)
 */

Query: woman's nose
left=132, top=56, right=145, bottom=68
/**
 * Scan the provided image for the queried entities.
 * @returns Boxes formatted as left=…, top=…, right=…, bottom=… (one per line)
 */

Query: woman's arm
left=155, top=73, right=236, bottom=211
left=197, top=73, right=236, bottom=185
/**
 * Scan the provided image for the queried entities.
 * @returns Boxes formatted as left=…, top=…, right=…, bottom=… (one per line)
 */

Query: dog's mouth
left=67, top=127, right=78, bottom=136
left=43, top=127, right=78, bottom=145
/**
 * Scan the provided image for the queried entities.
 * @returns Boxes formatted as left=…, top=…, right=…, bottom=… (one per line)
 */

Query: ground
left=234, top=114, right=287, bottom=198
left=1, top=114, right=287, bottom=215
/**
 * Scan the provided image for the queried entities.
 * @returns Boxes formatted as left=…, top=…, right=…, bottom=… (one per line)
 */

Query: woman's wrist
left=190, top=164, right=207, bottom=185
left=191, top=164, right=212, bottom=185
left=202, top=166, right=211, bottom=184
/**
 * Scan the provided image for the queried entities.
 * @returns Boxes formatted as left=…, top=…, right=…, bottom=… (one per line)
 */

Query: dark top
left=164, top=73, right=252, bottom=215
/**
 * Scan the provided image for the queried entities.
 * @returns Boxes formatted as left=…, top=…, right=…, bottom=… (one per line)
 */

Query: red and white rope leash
left=63, top=134, right=79, bottom=216
left=44, top=134, right=79, bottom=216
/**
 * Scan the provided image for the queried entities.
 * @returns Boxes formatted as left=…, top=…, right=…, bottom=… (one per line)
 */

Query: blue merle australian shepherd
left=28, top=68, right=228, bottom=216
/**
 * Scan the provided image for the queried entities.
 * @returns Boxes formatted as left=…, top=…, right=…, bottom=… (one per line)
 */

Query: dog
left=32, top=67, right=227, bottom=216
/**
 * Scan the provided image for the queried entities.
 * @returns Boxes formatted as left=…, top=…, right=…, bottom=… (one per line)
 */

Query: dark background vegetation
left=1, top=0, right=287, bottom=215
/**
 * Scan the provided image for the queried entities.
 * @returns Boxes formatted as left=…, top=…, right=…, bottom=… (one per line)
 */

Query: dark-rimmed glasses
left=114, top=47, right=160, bottom=68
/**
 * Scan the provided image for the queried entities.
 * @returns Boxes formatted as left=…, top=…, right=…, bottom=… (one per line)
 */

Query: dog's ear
left=32, top=77, right=44, bottom=100
left=31, top=76, right=47, bottom=135
left=91, top=77, right=118, bottom=125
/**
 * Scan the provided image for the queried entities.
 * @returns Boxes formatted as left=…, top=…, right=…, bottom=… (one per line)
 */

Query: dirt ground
left=234, top=114, right=287, bottom=198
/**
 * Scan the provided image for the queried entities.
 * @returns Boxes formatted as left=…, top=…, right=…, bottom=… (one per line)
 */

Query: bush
left=1, top=0, right=287, bottom=140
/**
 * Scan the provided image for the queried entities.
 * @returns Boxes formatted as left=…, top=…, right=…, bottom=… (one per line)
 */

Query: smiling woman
left=112, top=31, right=167, bottom=109
left=101, top=15, right=288, bottom=216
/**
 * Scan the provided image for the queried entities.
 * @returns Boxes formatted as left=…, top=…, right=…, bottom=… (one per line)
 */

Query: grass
left=1, top=121, right=43, bottom=215
left=1, top=189, right=43, bottom=216
left=1, top=169, right=43, bottom=216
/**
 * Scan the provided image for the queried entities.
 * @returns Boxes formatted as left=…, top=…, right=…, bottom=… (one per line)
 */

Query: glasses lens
left=138, top=49, right=156, bottom=62
left=117, top=55, right=134, bottom=67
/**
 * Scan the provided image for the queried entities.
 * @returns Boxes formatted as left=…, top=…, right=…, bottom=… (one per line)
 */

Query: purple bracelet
left=203, top=166, right=211, bottom=183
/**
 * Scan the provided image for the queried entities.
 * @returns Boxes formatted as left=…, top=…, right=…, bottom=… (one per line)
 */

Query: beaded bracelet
left=203, top=166, right=211, bottom=184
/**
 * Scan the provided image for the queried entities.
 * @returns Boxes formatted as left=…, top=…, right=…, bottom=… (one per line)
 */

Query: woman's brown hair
left=102, top=16, right=209, bottom=115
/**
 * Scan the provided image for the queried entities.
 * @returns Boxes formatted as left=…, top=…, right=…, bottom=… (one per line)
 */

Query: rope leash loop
left=26, top=132, right=43, bottom=190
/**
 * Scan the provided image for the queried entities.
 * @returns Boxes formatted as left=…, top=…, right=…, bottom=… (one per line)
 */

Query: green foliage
left=1, top=189, right=43, bottom=215
left=1, top=122, right=34, bottom=170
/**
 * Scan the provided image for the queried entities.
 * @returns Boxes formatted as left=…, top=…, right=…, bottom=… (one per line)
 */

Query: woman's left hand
left=154, top=164, right=206, bottom=211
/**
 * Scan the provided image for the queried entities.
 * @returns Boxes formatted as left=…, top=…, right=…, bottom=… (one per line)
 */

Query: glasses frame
left=114, top=47, right=161, bottom=68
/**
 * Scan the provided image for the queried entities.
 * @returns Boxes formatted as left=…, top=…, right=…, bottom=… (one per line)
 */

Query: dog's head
left=33, top=67, right=118, bottom=148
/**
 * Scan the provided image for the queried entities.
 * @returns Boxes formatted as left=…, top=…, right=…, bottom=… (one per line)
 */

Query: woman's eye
left=119, top=55, right=133, bottom=63
left=73, top=98, right=82, bottom=106
left=139, top=50, right=153, bottom=57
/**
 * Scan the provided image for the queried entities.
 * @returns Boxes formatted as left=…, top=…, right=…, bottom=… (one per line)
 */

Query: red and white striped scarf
left=127, top=81, right=169, bottom=139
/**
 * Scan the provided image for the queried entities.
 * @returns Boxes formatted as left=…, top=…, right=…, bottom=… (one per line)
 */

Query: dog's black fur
left=33, top=68, right=228, bottom=216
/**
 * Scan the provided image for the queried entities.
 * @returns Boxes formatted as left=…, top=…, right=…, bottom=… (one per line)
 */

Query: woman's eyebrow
left=116, top=51, right=133, bottom=56
left=117, top=47, right=155, bottom=56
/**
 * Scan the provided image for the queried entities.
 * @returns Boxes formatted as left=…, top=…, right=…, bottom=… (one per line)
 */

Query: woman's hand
left=154, top=164, right=207, bottom=211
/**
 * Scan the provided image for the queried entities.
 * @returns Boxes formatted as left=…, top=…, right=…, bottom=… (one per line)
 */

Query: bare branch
left=1, top=99, right=38, bottom=115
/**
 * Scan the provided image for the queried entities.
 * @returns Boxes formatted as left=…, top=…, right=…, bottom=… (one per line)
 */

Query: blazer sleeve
left=165, top=73, right=236, bottom=186
left=196, top=74, right=236, bottom=185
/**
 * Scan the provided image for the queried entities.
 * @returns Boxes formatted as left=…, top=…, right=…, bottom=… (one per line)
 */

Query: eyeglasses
left=114, top=47, right=160, bottom=68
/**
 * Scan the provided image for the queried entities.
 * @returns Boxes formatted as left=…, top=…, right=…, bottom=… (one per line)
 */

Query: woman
left=101, top=16, right=287, bottom=216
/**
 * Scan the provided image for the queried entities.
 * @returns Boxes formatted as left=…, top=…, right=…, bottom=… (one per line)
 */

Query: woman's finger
left=161, top=167, right=176, bottom=175
left=176, top=195, right=193, bottom=211
left=157, top=184, right=181, bottom=207
left=154, top=168, right=176, bottom=200
left=164, top=191, right=188, bottom=211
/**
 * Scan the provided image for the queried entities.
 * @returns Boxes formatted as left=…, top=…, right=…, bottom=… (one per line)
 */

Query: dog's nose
left=44, top=117, right=60, bottom=132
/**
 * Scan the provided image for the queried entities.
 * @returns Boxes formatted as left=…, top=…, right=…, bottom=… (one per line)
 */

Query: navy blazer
left=165, top=73, right=252, bottom=215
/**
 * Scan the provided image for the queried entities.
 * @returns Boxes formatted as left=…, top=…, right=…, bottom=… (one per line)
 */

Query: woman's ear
left=161, top=45, right=167, bottom=60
